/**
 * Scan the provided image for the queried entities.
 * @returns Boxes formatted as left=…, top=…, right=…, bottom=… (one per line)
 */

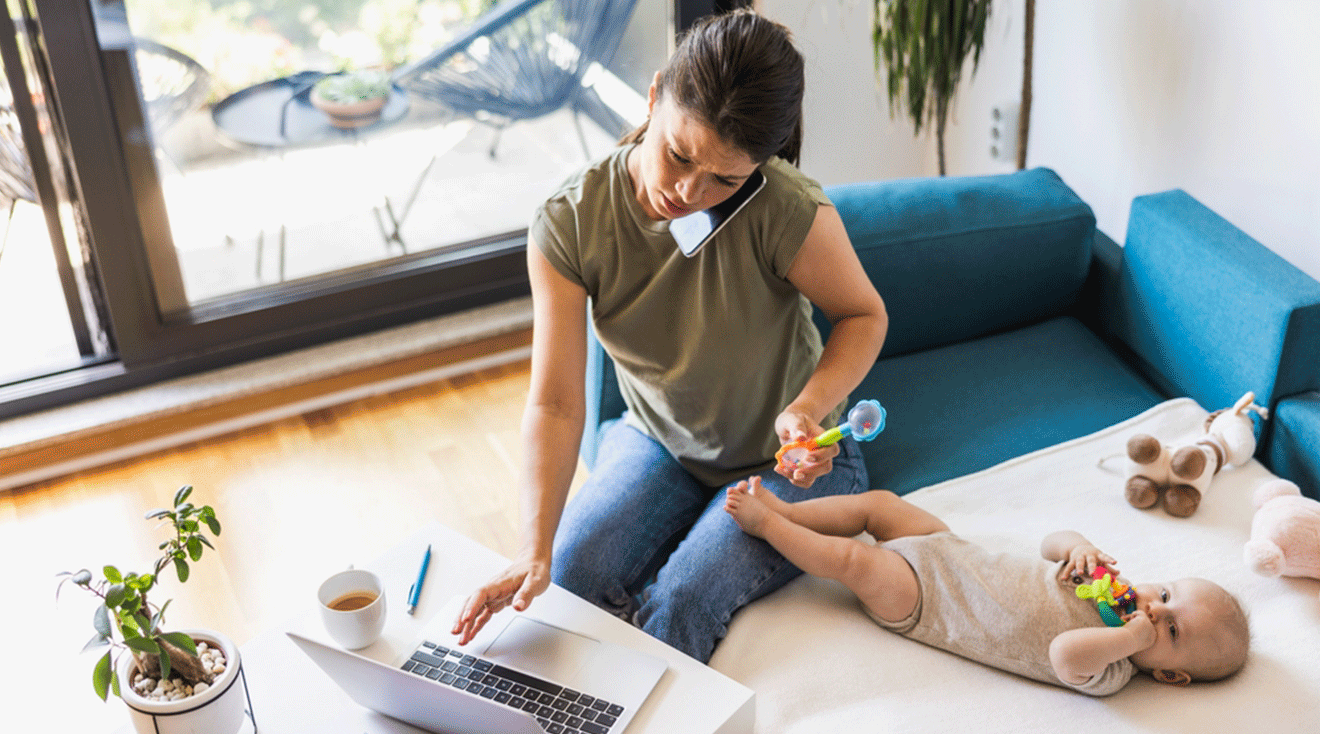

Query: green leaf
left=120, top=615, right=141, bottom=637
left=151, top=599, right=171, bottom=633
left=160, top=631, right=198, bottom=657
left=180, top=520, right=198, bottom=533
left=174, top=557, right=190, bottom=583
left=102, top=565, right=122, bottom=584
left=174, top=485, right=193, bottom=507
left=159, top=645, right=172, bottom=680
left=187, top=536, right=203, bottom=562
left=203, top=514, right=222, bottom=537
left=124, top=636, right=160, bottom=655
left=82, top=632, right=110, bottom=653
left=133, top=612, right=152, bottom=635
left=92, top=651, right=112, bottom=701
left=93, top=604, right=112, bottom=637
left=110, top=666, right=121, bottom=699
left=104, top=583, right=125, bottom=609
left=198, top=536, right=215, bottom=550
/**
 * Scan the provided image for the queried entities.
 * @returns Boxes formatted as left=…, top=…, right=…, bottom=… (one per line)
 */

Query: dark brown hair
left=619, top=9, right=805, bottom=165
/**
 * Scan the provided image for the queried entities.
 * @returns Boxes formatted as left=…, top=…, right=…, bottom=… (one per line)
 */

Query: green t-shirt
left=532, top=143, right=843, bottom=487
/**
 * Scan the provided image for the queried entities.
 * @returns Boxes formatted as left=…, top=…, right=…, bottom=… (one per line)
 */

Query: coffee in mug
left=318, top=569, right=387, bottom=649
left=327, top=591, right=378, bottom=611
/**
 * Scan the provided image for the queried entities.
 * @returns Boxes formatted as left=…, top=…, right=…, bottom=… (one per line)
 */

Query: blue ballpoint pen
left=406, top=544, right=432, bottom=615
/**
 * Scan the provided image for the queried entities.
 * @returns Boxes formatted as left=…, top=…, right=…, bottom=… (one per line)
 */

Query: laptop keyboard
left=402, top=640, right=626, bottom=734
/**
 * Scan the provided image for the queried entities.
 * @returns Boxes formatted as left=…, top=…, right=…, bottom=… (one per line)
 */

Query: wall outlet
left=990, top=103, right=1019, bottom=162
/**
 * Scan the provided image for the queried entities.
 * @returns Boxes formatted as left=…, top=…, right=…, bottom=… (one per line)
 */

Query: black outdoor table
left=212, top=71, right=411, bottom=148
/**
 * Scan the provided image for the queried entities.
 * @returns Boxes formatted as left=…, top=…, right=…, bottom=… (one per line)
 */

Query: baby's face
left=1128, top=578, right=1237, bottom=679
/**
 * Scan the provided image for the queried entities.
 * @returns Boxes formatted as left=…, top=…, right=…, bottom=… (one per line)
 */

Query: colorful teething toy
left=775, top=399, right=886, bottom=470
left=1075, top=566, right=1137, bottom=627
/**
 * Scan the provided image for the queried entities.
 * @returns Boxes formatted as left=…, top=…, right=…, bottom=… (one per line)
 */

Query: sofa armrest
left=582, top=313, right=624, bottom=469
left=1267, top=391, right=1320, bottom=500
left=1110, top=190, right=1320, bottom=411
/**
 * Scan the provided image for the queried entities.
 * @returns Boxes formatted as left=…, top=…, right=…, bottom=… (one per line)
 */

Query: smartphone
left=669, top=169, right=767, bottom=257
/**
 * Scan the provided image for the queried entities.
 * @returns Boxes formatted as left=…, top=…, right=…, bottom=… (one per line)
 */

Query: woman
left=453, top=9, right=887, bottom=663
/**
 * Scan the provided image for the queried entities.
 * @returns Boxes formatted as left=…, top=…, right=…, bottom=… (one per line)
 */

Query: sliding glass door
left=0, top=2, right=113, bottom=388
left=1, top=0, right=676, bottom=419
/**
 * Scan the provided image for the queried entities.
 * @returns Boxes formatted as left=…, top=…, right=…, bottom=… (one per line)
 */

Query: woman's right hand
left=451, top=553, right=551, bottom=646
left=773, top=408, right=837, bottom=488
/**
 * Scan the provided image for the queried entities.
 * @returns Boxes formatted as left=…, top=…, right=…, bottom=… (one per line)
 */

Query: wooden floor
left=0, top=358, right=579, bottom=733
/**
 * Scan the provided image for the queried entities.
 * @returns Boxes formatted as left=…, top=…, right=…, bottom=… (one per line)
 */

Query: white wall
left=760, top=0, right=1320, bottom=280
left=765, top=0, right=930, bottom=183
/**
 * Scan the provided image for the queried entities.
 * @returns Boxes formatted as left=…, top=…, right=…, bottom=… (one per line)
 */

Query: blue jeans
left=551, top=418, right=869, bottom=662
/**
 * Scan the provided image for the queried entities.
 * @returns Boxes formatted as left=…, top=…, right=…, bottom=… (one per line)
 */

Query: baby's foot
left=724, top=477, right=779, bottom=537
left=745, top=476, right=792, bottom=516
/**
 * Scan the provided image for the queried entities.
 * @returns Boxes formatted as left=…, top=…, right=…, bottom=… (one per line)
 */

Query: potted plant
left=58, top=485, right=250, bottom=734
left=310, top=69, right=392, bottom=128
left=870, top=0, right=992, bottom=175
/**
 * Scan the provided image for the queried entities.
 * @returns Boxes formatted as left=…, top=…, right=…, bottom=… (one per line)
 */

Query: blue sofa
left=582, top=168, right=1320, bottom=500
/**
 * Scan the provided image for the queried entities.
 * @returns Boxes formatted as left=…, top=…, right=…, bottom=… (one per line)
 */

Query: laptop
left=287, top=594, right=668, bottom=734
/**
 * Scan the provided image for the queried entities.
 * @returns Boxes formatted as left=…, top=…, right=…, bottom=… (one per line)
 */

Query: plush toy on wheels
left=1124, top=392, right=1268, bottom=517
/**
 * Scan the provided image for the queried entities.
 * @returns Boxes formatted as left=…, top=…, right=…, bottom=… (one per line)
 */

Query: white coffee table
left=187, top=521, right=754, bottom=734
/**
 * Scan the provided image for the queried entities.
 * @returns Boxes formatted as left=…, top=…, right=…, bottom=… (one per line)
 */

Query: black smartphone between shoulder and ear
left=669, top=169, right=767, bottom=258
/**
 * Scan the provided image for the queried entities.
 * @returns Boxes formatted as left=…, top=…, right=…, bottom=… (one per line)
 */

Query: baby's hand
left=1059, top=544, right=1119, bottom=583
left=1122, top=609, right=1157, bottom=651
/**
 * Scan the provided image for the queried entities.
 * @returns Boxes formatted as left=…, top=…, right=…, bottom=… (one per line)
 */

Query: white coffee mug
left=318, top=568, right=387, bottom=649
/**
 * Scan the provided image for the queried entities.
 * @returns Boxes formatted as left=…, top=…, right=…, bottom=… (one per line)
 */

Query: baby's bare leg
left=726, top=483, right=921, bottom=623
left=734, top=477, right=947, bottom=541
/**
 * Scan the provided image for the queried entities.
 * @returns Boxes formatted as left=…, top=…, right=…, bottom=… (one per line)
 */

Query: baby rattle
left=1075, top=566, right=1137, bottom=627
left=775, top=399, right=886, bottom=470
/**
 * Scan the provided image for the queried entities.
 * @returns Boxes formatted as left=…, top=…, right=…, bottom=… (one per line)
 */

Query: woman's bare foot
left=724, top=476, right=785, bottom=537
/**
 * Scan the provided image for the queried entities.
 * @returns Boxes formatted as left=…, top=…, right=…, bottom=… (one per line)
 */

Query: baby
left=724, top=478, right=1249, bottom=695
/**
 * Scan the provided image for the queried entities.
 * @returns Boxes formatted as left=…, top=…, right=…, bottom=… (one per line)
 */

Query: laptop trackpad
left=479, top=616, right=599, bottom=684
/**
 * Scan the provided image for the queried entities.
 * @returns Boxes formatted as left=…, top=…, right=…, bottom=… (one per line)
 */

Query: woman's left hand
left=774, top=409, right=838, bottom=488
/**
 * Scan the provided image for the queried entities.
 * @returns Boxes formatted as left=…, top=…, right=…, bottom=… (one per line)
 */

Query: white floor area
left=167, top=104, right=617, bottom=301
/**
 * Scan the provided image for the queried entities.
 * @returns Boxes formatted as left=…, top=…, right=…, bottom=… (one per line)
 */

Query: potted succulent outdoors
left=58, top=486, right=250, bottom=734
left=309, top=69, right=392, bottom=128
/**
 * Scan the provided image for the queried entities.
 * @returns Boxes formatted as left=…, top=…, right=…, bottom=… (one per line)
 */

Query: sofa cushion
left=823, top=167, right=1095, bottom=359
left=1113, top=190, right=1320, bottom=411
left=1268, top=391, right=1320, bottom=500
left=855, top=316, right=1164, bottom=494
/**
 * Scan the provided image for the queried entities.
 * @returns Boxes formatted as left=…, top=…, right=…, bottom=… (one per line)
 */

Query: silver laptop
left=287, top=594, right=668, bottom=734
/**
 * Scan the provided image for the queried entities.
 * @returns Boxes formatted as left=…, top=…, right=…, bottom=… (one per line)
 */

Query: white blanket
left=708, top=398, right=1320, bottom=733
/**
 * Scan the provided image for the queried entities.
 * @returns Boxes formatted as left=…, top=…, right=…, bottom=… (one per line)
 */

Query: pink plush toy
left=1244, top=479, right=1320, bottom=593
left=1125, top=392, right=1268, bottom=517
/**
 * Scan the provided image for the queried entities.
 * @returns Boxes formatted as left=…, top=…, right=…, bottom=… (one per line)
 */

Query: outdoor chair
left=0, top=100, right=35, bottom=262
left=132, top=38, right=211, bottom=172
left=0, top=38, right=208, bottom=261
left=391, top=0, right=641, bottom=159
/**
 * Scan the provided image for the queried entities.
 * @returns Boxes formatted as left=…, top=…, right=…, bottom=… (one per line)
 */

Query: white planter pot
left=118, top=629, right=249, bottom=734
